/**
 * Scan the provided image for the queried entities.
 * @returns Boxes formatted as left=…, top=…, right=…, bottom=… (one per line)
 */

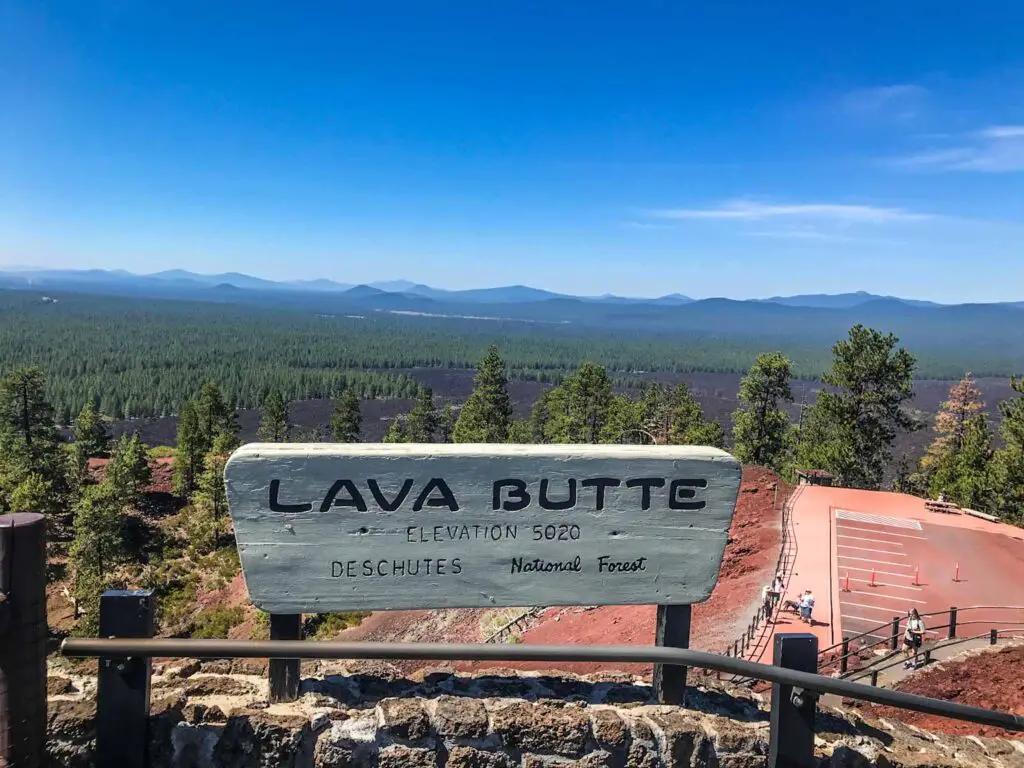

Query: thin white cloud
left=894, top=125, right=1024, bottom=172
left=646, top=200, right=931, bottom=224
left=841, top=84, right=928, bottom=120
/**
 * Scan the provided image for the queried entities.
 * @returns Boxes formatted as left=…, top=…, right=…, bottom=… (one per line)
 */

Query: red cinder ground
left=867, top=644, right=1024, bottom=739
left=455, top=466, right=786, bottom=677
left=87, top=456, right=175, bottom=494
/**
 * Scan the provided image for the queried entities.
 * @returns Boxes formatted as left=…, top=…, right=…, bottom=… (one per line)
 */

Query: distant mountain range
left=3, top=266, right=1024, bottom=376
left=1, top=267, right=1007, bottom=309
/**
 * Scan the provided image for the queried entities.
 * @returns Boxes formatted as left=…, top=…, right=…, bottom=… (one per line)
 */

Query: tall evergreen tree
left=106, top=432, right=152, bottom=509
left=992, top=377, right=1024, bottom=521
left=195, top=382, right=239, bottom=449
left=382, top=415, right=409, bottom=443
left=72, top=401, right=110, bottom=458
left=69, top=483, right=124, bottom=634
left=796, top=325, right=917, bottom=490
left=600, top=394, right=644, bottom=443
left=731, top=352, right=794, bottom=470
left=930, top=412, right=996, bottom=512
left=540, top=363, right=613, bottom=443
left=438, top=404, right=457, bottom=443
left=452, top=345, right=513, bottom=443
left=258, top=389, right=290, bottom=442
left=915, top=374, right=984, bottom=493
left=189, top=431, right=235, bottom=550
left=0, top=366, right=70, bottom=515
left=525, top=390, right=555, bottom=444
left=666, top=383, right=723, bottom=447
left=330, top=388, right=362, bottom=442
left=404, top=388, right=439, bottom=442
left=173, top=399, right=204, bottom=498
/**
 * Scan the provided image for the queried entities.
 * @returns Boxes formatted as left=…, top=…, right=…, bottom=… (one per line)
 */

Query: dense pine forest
left=3, top=304, right=1023, bottom=642
left=1, top=289, right=1018, bottom=422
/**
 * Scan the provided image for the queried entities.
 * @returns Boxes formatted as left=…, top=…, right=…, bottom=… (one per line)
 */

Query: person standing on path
left=903, top=609, right=926, bottom=669
left=798, top=590, right=815, bottom=625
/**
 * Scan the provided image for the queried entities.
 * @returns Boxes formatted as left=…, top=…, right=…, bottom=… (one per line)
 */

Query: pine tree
left=600, top=395, right=644, bottom=443
left=173, top=399, right=204, bottom=498
left=106, top=432, right=152, bottom=509
left=73, top=401, right=110, bottom=458
left=0, top=366, right=70, bottom=515
left=667, top=383, right=722, bottom=446
left=330, top=389, right=362, bottom=442
left=195, top=382, right=238, bottom=450
left=731, top=352, right=794, bottom=469
left=526, top=390, right=555, bottom=444
left=438, top=404, right=457, bottom=443
left=930, top=412, right=996, bottom=512
left=69, top=483, right=124, bottom=635
left=796, top=325, right=917, bottom=490
left=916, top=374, right=985, bottom=493
left=189, top=431, right=235, bottom=550
left=452, top=345, right=513, bottom=443
left=382, top=415, right=409, bottom=443
left=404, top=388, right=439, bottom=442
left=258, top=389, right=290, bottom=442
left=992, top=378, right=1024, bottom=521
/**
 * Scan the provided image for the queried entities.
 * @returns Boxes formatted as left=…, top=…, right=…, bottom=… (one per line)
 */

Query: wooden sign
left=224, top=443, right=741, bottom=613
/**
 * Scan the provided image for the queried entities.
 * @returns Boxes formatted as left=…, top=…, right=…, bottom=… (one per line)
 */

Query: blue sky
left=3, top=1, right=1023, bottom=301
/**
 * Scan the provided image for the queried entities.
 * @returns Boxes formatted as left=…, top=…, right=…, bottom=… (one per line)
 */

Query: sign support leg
left=269, top=613, right=302, bottom=703
left=653, top=604, right=691, bottom=704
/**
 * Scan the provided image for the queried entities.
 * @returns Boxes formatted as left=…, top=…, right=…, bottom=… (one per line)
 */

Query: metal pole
left=269, top=614, right=302, bottom=703
left=0, top=513, right=47, bottom=768
left=653, top=604, right=691, bottom=705
left=768, top=634, right=817, bottom=768
left=96, top=590, right=155, bottom=768
left=948, top=606, right=958, bottom=639
left=60, top=638, right=1024, bottom=732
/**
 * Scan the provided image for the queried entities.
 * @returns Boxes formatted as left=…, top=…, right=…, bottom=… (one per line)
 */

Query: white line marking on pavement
left=838, top=535, right=908, bottom=546
left=837, top=545, right=907, bottom=556
left=868, top=582, right=922, bottom=592
left=838, top=566, right=912, bottom=579
left=843, top=602, right=903, bottom=613
left=835, top=525, right=927, bottom=540
left=848, top=590, right=926, bottom=604
left=835, top=510, right=923, bottom=529
left=837, top=556, right=912, bottom=568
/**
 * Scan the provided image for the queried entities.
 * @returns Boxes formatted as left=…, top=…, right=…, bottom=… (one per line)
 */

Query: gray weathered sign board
left=224, top=443, right=741, bottom=613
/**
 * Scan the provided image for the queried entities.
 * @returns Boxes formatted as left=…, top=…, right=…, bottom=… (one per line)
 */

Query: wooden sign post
left=225, top=443, right=741, bottom=702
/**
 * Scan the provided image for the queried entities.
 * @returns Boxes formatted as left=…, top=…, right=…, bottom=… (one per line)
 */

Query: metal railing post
left=948, top=606, right=958, bottom=639
left=96, top=589, right=154, bottom=768
left=0, top=513, right=47, bottom=768
left=890, top=616, right=901, bottom=651
left=840, top=639, right=849, bottom=674
left=990, top=629, right=998, bottom=645
left=768, top=633, right=818, bottom=768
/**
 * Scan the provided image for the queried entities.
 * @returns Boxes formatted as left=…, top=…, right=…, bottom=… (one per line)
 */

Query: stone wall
left=46, top=661, right=1024, bottom=767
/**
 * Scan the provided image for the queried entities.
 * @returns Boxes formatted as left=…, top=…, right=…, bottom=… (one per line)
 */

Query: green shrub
left=148, top=446, right=177, bottom=459
left=190, top=606, right=245, bottom=639
left=303, top=611, right=370, bottom=640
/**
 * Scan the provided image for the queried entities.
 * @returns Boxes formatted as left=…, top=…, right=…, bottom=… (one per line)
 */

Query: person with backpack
left=903, top=608, right=926, bottom=669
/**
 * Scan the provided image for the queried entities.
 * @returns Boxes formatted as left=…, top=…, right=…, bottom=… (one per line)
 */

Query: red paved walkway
left=762, top=486, right=1024, bottom=660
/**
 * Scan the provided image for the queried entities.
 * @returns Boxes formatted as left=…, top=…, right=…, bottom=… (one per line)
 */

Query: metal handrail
left=819, top=605, right=1024, bottom=662
left=845, top=628, right=1024, bottom=683
left=60, top=637, right=1024, bottom=732
left=824, top=617, right=1024, bottom=674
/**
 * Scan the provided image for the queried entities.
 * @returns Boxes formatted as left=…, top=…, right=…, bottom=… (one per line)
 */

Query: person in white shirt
left=903, top=608, right=926, bottom=669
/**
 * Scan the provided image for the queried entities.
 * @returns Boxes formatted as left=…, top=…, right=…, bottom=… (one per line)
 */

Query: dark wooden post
left=653, top=604, right=691, bottom=705
left=768, top=633, right=817, bottom=768
left=948, top=606, right=958, bottom=639
left=269, top=613, right=302, bottom=703
left=0, top=513, right=47, bottom=768
left=890, top=616, right=901, bottom=650
left=990, top=629, right=998, bottom=645
left=840, top=639, right=849, bottom=674
left=96, top=589, right=155, bottom=768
